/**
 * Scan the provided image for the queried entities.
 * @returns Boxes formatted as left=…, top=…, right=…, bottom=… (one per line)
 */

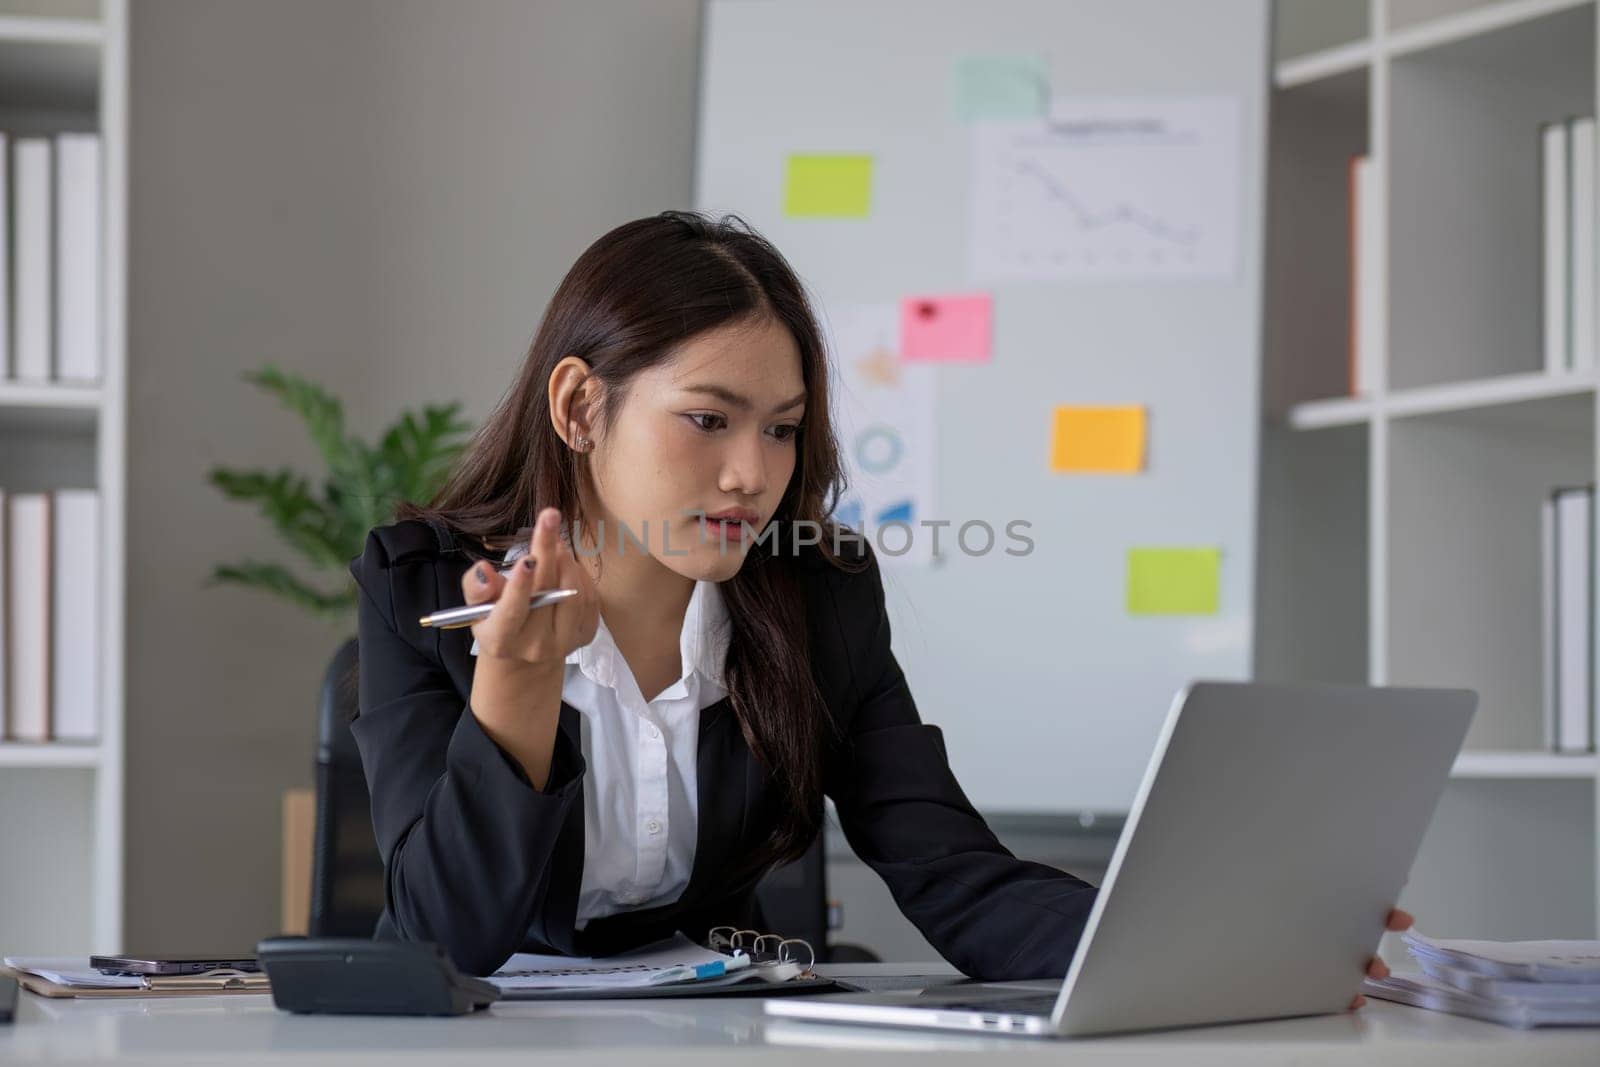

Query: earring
left=574, top=434, right=590, bottom=452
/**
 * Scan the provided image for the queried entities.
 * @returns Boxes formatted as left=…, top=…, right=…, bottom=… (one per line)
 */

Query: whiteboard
left=695, top=0, right=1269, bottom=812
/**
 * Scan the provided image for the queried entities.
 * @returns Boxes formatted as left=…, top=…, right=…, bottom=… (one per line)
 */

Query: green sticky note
left=953, top=55, right=1048, bottom=121
left=784, top=155, right=873, bottom=217
left=1126, top=548, right=1221, bottom=616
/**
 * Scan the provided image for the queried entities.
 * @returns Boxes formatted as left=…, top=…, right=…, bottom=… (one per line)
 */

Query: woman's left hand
left=1348, top=908, right=1413, bottom=1011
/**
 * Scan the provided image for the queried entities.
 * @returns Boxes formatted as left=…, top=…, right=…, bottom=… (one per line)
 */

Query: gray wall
left=126, top=0, right=702, bottom=951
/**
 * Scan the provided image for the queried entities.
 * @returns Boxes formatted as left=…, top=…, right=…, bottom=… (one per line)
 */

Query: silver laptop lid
left=1050, top=680, right=1474, bottom=1037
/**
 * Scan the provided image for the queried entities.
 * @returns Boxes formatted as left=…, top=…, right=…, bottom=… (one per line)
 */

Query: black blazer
left=349, top=518, right=1097, bottom=979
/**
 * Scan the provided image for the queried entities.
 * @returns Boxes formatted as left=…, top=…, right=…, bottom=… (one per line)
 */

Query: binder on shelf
left=0, top=132, right=9, bottom=379
left=1545, top=485, right=1595, bottom=754
left=1542, top=493, right=1558, bottom=750
left=52, top=489, right=99, bottom=742
left=1347, top=155, right=1379, bottom=396
left=1539, top=115, right=1598, bottom=374
left=0, top=489, right=6, bottom=734
left=1542, top=120, right=1570, bottom=374
left=55, top=133, right=102, bottom=384
left=5, top=493, right=53, bottom=742
left=12, top=138, right=53, bottom=383
left=1570, top=117, right=1596, bottom=370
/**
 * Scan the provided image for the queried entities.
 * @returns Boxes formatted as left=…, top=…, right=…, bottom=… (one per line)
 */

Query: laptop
left=767, top=680, right=1475, bottom=1039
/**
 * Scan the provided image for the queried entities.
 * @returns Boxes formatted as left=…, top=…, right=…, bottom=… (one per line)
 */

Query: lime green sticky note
left=784, top=155, right=872, bottom=217
left=954, top=55, right=1048, bottom=121
left=1126, top=548, right=1221, bottom=616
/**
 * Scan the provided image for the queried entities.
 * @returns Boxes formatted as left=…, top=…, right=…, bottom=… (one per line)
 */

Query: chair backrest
left=752, top=833, right=828, bottom=952
left=309, top=637, right=386, bottom=937
left=307, top=634, right=835, bottom=950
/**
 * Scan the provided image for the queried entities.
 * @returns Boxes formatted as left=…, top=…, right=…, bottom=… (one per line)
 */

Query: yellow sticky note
left=1127, top=548, right=1221, bottom=616
left=1051, top=406, right=1146, bottom=473
left=784, top=155, right=872, bottom=217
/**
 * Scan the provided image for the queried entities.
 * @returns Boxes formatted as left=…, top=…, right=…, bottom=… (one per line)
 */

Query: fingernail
left=541, top=510, right=558, bottom=530
left=475, top=564, right=490, bottom=585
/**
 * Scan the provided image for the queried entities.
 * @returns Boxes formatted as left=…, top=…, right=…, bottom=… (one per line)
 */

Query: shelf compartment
left=0, top=768, right=96, bottom=957
left=1255, top=422, right=1370, bottom=686
left=1274, top=0, right=1369, bottom=67
left=1388, top=0, right=1592, bottom=55
left=0, top=30, right=99, bottom=116
left=0, top=416, right=98, bottom=489
left=1264, top=66, right=1370, bottom=416
left=1387, top=0, right=1594, bottom=391
left=1400, top=778, right=1595, bottom=939
left=1387, top=390, right=1593, bottom=750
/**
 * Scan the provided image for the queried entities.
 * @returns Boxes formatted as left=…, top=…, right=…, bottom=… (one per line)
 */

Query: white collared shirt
left=470, top=552, right=730, bottom=928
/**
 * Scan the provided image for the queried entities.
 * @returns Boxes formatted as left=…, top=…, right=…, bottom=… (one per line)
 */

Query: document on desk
left=1364, top=973, right=1600, bottom=1029
left=490, top=934, right=739, bottom=992
left=2, top=957, right=268, bottom=998
left=1363, top=931, right=1600, bottom=1028
left=1, top=959, right=141, bottom=990
left=1402, top=932, right=1600, bottom=983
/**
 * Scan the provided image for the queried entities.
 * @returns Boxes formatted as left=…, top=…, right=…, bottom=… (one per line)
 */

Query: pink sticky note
left=900, top=293, right=992, bottom=363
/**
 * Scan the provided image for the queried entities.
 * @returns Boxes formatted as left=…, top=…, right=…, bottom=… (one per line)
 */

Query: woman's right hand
left=461, top=506, right=599, bottom=676
left=460, top=506, right=598, bottom=788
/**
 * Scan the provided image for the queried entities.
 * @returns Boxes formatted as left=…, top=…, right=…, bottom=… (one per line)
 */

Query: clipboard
left=0, top=965, right=269, bottom=999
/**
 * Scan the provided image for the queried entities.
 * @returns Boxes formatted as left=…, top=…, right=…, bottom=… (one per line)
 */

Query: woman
left=350, top=211, right=1408, bottom=994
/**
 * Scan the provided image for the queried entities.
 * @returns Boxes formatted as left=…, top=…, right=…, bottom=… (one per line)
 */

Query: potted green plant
left=206, top=365, right=473, bottom=626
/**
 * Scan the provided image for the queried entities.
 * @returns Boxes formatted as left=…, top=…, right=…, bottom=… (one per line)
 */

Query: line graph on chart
left=970, top=96, right=1241, bottom=282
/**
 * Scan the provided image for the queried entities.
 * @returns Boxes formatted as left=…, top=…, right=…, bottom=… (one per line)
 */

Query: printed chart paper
left=971, top=96, right=1242, bottom=281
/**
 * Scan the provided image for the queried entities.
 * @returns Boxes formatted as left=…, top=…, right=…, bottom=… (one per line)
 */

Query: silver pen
left=419, top=588, right=579, bottom=630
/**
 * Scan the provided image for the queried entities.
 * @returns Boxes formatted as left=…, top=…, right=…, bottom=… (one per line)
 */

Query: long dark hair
left=399, top=210, right=858, bottom=876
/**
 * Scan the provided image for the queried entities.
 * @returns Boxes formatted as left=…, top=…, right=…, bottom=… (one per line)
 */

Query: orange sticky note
left=1051, top=406, right=1146, bottom=473
left=900, top=293, right=992, bottom=363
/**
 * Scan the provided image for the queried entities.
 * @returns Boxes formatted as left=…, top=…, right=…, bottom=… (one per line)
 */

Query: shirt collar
left=475, top=540, right=731, bottom=692
left=569, top=577, right=730, bottom=693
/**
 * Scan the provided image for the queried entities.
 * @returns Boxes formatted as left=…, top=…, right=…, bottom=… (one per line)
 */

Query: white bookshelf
left=1264, top=0, right=1600, bottom=941
left=0, top=0, right=125, bottom=957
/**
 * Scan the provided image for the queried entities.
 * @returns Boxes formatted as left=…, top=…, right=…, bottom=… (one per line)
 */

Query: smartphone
left=89, top=954, right=261, bottom=977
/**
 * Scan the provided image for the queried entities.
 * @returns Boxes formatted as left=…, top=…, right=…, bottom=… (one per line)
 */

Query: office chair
left=309, top=638, right=386, bottom=936
left=308, top=638, right=876, bottom=961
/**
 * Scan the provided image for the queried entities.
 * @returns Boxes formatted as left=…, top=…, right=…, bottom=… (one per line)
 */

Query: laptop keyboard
left=932, top=993, right=1058, bottom=1017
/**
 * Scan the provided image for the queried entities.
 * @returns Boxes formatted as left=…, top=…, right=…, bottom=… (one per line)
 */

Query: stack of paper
left=2, top=958, right=143, bottom=990
left=1363, top=931, right=1600, bottom=1028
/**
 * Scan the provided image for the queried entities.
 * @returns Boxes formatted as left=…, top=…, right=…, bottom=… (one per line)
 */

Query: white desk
left=1, top=965, right=1594, bottom=1065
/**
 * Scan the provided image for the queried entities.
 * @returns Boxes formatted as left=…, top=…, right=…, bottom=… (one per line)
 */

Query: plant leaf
left=208, top=560, right=355, bottom=618
left=208, top=466, right=350, bottom=569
